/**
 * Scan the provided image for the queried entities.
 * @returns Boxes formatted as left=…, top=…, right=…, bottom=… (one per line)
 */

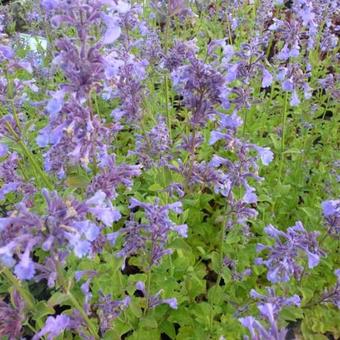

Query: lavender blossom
left=130, top=116, right=171, bottom=168
left=0, top=188, right=120, bottom=281
left=321, top=269, right=340, bottom=309
left=117, top=198, right=188, bottom=267
left=172, top=56, right=226, bottom=127
left=88, top=155, right=141, bottom=199
left=239, top=303, right=287, bottom=340
left=250, top=288, right=300, bottom=316
left=0, top=152, right=35, bottom=204
left=135, top=281, right=178, bottom=310
left=33, top=315, right=71, bottom=340
left=256, top=222, right=323, bottom=283
left=96, top=294, right=130, bottom=334
left=38, top=100, right=114, bottom=176
left=164, top=39, right=197, bottom=72
left=276, top=63, right=312, bottom=107
left=110, top=53, right=148, bottom=122
left=322, top=199, right=340, bottom=236
left=269, top=18, right=302, bottom=60
left=0, top=290, right=25, bottom=339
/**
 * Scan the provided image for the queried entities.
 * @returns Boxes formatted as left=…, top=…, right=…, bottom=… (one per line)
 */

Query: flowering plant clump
left=0, top=0, right=339, bottom=338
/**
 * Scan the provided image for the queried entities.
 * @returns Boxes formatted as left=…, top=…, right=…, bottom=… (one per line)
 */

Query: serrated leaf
left=148, top=183, right=163, bottom=191
left=33, top=301, right=55, bottom=320
left=65, top=174, right=90, bottom=188
left=208, top=285, right=224, bottom=304
left=140, top=315, right=158, bottom=329
left=48, top=292, right=70, bottom=307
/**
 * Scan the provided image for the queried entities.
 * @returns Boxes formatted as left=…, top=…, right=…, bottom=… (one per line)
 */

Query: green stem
left=216, top=215, right=229, bottom=286
left=144, top=269, right=152, bottom=315
left=278, top=91, right=289, bottom=183
left=67, top=291, right=99, bottom=339
left=242, top=108, right=248, bottom=137
left=164, top=4, right=172, bottom=142
left=24, top=320, right=38, bottom=334
left=164, top=74, right=172, bottom=141
left=5, top=122, right=53, bottom=190
left=1, top=267, right=35, bottom=310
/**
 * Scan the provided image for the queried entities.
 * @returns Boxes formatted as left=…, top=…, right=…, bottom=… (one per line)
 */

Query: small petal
left=0, top=143, right=8, bottom=157
left=14, top=250, right=35, bottom=280
left=163, top=298, right=177, bottom=309
left=290, top=90, right=300, bottom=106
left=255, top=146, right=274, bottom=166
left=306, top=251, right=320, bottom=268
left=33, top=315, right=70, bottom=340
left=172, top=224, right=188, bottom=237
left=262, top=69, right=273, bottom=88
left=101, top=14, right=121, bottom=45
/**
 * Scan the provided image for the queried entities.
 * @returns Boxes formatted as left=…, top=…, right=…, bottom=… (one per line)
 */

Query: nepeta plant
left=0, top=0, right=338, bottom=338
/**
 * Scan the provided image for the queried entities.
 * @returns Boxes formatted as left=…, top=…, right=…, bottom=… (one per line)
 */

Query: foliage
left=0, top=0, right=339, bottom=339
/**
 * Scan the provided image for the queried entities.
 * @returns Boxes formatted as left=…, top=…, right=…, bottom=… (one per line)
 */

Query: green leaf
left=160, top=320, right=176, bottom=339
left=208, top=285, right=224, bottom=304
left=139, top=315, right=158, bottom=329
left=65, top=174, right=90, bottom=189
left=33, top=301, right=55, bottom=321
left=148, top=183, right=163, bottom=191
left=48, top=292, right=70, bottom=308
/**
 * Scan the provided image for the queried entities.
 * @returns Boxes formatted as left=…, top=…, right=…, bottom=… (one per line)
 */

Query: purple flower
left=89, top=155, right=141, bottom=199
left=96, top=294, right=130, bottom=334
left=162, top=298, right=178, bottom=309
left=118, top=198, right=187, bottom=267
left=250, top=288, right=300, bottom=316
left=322, top=200, right=340, bottom=217
left=171, top=56, right=226, bottom=127
left=0, top=45, right=14, bottom=61
left=0, top=187, right=120, bottom=281
left=169, top=0, right=187, bottom=16
left=0, top=290, right=24, bottom=339
left=256, top=222, right=323, bottom=283
left=239, top=303, right=287, bottom=340
left=322, top=199, right=340, bottom=236
left=0, top=143, right=7, bottom=157
left=14, top=246, right=36, bottom=280
left=0, top=152, right=35, bottom=203
left=131, top=116, right=171, bottom=168
left=262, top=69, right=273, bottom=88
left=46, top=90, right=64, bottom=117
left=135, top=282, right=178, bottom=310
left=86, top=191, right=121, bottom=226
left=282, top=79, right=294, bottom=92
left=164, top=40, right=197, bottom=72
left=254, top=146, right=274, bottom=166
left=0, top=182, right=19, bottom=200
left=321, top=269, right=340, bottom=309
left=290, top=90, right=300, bottom=106
left=33, top=315, right=71, bottom=340
left=41, top=0, right=58, bottom=11
left=101, top=13, right=121, bottom=45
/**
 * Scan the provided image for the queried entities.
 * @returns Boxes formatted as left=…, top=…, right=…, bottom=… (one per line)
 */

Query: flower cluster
left=0, top=188, right=119, bottom=281
left=116, top=198, right=187, bottom=268
left=239, top=303, right=287, bottom=340
left=322, top=199, right=340, bottom=236
left=256, top=222, right=323, bottom=283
